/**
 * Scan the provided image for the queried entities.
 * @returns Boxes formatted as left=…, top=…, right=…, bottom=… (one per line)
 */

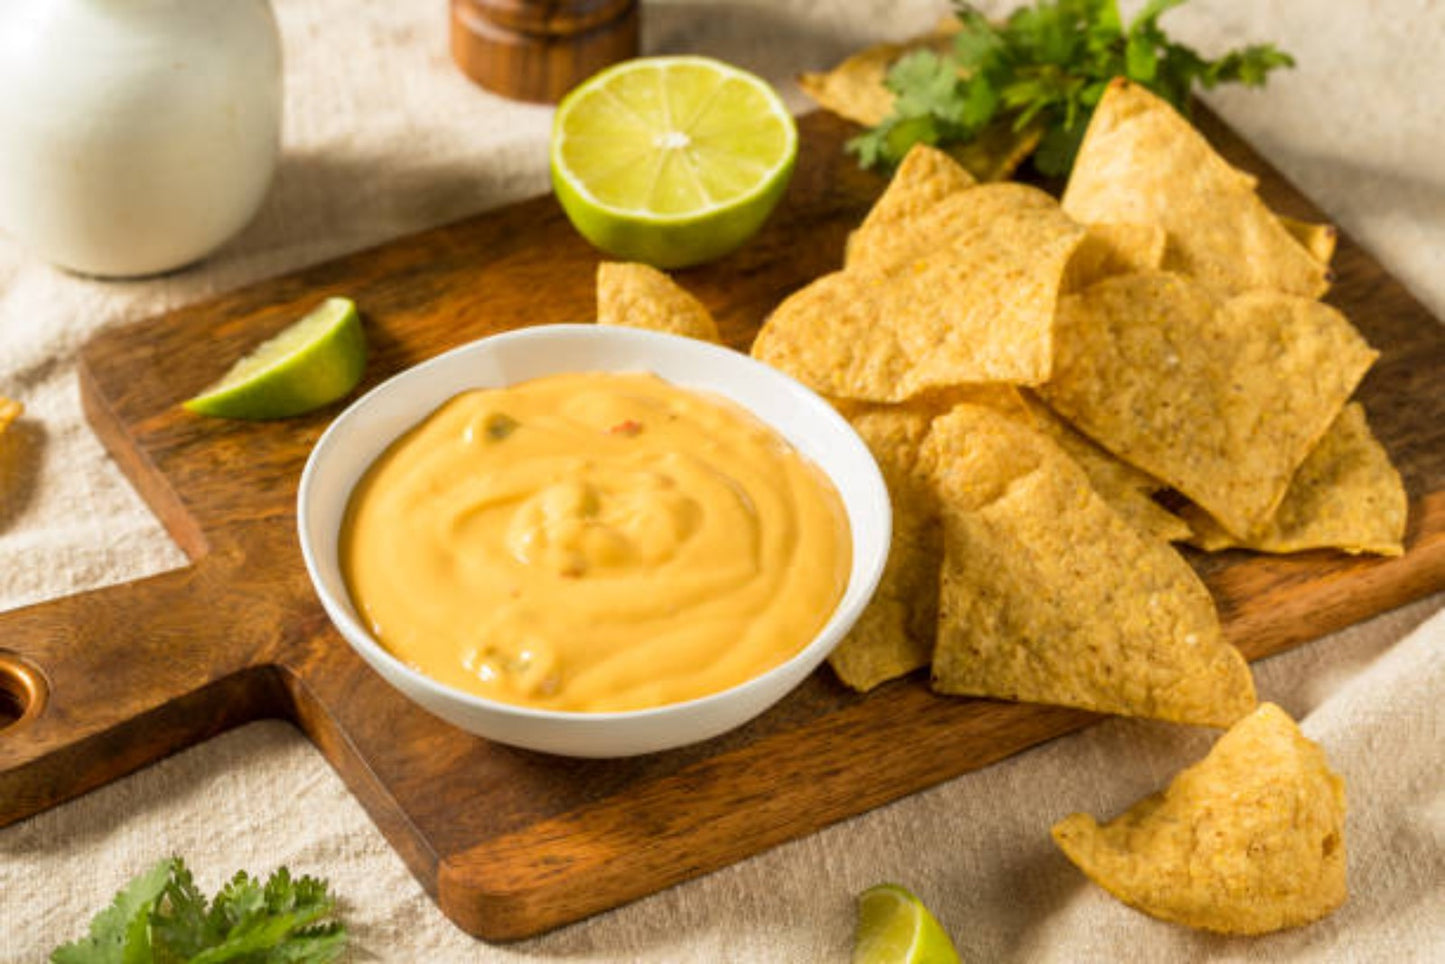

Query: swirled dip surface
left=341, top=372, right=851, bottom=712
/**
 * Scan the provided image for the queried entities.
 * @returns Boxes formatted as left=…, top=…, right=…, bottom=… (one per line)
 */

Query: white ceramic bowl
left=297, top=324, right=891, bottom=757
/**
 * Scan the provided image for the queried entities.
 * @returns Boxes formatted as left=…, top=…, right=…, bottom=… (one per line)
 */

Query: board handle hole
left=0, top=651, right=47, bottom=732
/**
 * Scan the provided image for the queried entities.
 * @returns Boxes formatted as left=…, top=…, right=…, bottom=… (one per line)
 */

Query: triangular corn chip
left=1021, top=393, right=1190, bottom=543
left=1186, top=403, right=1407, bottom=556
left=752, top=184, right=1083, bottom=402
left=827, top=387, right=1030, bottom=691
left=845, top=144, right=978, bottom=269
left=597, top=262, right=721, bottom=343
left=1062, top=79, right=1331, bottom=298
left=1052, top=703, right=1347, bottom=935
left=922, top=403, right=1255, bottom=727
left=825, top=400, right=941, bottom=691
left=1040, top=272, right=1376, bottom=538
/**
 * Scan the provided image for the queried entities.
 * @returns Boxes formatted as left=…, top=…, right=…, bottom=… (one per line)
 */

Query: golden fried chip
left=825, top=400, right=941, bottom=691
left=1052, top=703, right=1347, bottom=935
left=798, top=26, right=1039, bottom=182
left=0, top=396, right=20, bottom=435
left=827, top=386, right=1031, bottom=691
left=1021, top=393, right=1190, bottom=542
left=799, top=33, right=952, bottom=127
left=1062, top=80, right=1331, bottom=298
left=922, top=403, right=1255, bottom=727
left=1279, top=216, right=1338, bottom=266
left=1062, top=222, right=1167, bottom=292
left=1040, top=272, right=1377, bottom=538
left=752, top=185, right=1084, bottom=402
left=1186, top=403, right=1406, bottom=556
left=845, top=144, right=978, bottom=268
left=596, top=262, right=721, bottom=343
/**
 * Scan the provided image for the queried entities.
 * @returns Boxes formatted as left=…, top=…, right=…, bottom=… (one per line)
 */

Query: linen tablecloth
left=2, top=1, right=1442, bottom=960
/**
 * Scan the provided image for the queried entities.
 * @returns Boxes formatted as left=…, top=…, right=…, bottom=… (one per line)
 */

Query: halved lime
left=550, top=55, right=798, bottom=268
left=853, top=883, right=961, bottom=964
left=183, top=297, right=367, bottom=419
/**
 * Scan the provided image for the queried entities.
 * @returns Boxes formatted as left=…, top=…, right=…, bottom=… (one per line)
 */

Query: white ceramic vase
left=0, top=0, right=282, bottom=278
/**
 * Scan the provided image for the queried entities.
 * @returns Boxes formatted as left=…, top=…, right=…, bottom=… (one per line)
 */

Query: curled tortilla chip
left=1062, top=222, right=1168, bottom=293
left=923, top=403, right=1255, bottom=728
left=1040, top=272, right=1376, bottom=538
left=1021, top=393, right=1190, bottom=543
left=1186, top=403, right=1407, bottom=556
left=1062, top=79, right=1331, bottom=298
left=798, top=25, right=1040, bottom=182
left=0, top=396, right=20, bottom=435
left=1052, top=703, right=1347, bottom=935
left=597, top=262, right=721, bottom=344
left=753, top=185, right=1083, bottom=402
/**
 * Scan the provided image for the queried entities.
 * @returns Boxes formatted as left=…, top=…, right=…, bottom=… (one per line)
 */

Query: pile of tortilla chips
left=596, top=74, right=1399, bottom=935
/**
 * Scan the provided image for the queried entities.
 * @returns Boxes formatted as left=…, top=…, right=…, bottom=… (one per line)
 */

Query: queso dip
left=340, top=372, right=850, bottom=713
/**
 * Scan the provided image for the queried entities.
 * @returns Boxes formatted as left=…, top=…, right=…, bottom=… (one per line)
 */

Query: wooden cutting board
left=1, top=109, right=1442, bottom=941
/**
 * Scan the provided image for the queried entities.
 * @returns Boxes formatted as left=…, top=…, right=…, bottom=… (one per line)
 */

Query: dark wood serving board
left=1, top=110, right=1442, bottom=941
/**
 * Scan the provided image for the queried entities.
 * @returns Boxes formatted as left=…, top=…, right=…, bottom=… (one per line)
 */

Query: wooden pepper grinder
left=451, top=0, right=641, bottom=104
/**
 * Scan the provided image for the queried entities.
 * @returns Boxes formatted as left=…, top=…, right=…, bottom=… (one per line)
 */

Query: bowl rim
left=296, top=323, right=892, bottom=725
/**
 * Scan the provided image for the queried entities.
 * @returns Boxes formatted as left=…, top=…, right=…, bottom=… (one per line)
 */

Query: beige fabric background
left=2, top=1, right=1442, bottom=960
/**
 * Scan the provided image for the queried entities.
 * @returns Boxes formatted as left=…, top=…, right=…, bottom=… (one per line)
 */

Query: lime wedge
left=183, top=297, right=367, bottom=419
left=853, top=883, right=961, bottom=964
left=550, top=55, right=798, bottom=268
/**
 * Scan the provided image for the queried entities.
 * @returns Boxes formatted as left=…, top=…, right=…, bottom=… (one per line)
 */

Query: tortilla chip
left=798, top=26, right=1040, bottom=182
left=1062, top=79, right=1331, bottom=298
left=0, top=397, right=20, bottom=435
left=1052, top=703, right=1347, bottom=935
left=1040, top=272, right=1377, bottom=538
left=1186, top=403, right=1406, bottom=556
left=845, top=144, right=978, bottom=268
left=596, top=262, right=721, bottom=343
left=753, top=185, right=1084, bottom=402
left=1021, top=393, right=1190, bottom=542
left=922, top=403, right=1255, bottom=728
left=1279, top=216, right=1338, bottom=266
left=799, top=33, right=952, bottom=128
left=827, top=385, right=1029, bottom=691
left=825, top=401, right=941, bottom=690
left=1062, top=222, right=1168, bottom=293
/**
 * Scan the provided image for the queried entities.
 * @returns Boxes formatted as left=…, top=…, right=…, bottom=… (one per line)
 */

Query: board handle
left=0, top=560, right=288, bottom=826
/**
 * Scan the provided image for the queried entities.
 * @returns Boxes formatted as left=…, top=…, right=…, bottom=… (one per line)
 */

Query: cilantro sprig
left=51, top=857, right=348, bottom=964
left=848, top=0, right=1294, bottom=176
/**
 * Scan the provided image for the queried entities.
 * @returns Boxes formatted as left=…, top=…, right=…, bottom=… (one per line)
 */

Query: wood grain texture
left=0, top=109, right=1441, bottom=940
left=450, top=0, right=639, bottom=104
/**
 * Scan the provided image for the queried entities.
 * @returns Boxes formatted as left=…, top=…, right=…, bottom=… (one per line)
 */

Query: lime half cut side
left=551, top=55, right=799, bottom=268
left=184, top=297, right=367, bottom=420
left=853, top=883, right=961, bottom=964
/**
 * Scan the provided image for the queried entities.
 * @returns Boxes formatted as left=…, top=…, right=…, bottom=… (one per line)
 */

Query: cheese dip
left=340, top=372, right=850, bottom=712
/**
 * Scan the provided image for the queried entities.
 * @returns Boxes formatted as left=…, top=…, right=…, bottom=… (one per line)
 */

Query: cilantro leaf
left=52, top=858, right=348, bottom=964
left=52, top=857, right=175, bottom=964
left=845, top=0, right=1293, bottom=176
